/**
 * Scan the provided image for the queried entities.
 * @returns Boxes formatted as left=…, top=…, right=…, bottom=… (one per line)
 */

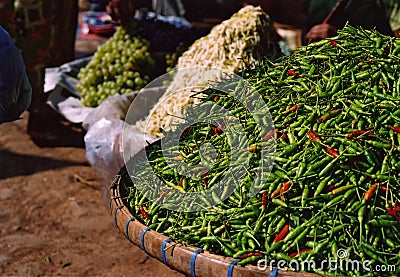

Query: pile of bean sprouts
left=134, top=5, right=281, bottom=138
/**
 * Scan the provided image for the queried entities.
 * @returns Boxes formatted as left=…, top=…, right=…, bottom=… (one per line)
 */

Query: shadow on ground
left=0, top=149, right=87, bottom=180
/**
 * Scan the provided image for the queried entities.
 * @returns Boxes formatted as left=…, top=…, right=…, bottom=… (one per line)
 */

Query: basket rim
left=109, top=166, right=330, bottom=277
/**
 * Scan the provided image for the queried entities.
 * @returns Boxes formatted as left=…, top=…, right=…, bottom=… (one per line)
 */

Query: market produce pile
left=124, top=25, right=400, bottom=276
left=77, top=27, right=155, bottom=107
left=134, top=5, right=282, bottom=138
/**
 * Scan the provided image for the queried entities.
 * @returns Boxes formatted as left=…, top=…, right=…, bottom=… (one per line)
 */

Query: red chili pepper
left=287, top=69, right=297, bottom=76
left=391, top=126, right=400, bottom=133
left=329, top=40, right=338, bottom=47
left=348, top=130, right=374, bottom=138
left=280, top=181, right=291, bottom=199
left=214, top=95, right=220, bottom=102
left=212, top=125, right=223, bottom=135
left=273, top=224, right=290, bottom=243
left=248, top=145, right=260, bottom=152
left=318, top=109, right=340, bottom=122
left=270, top=192, right=278, bottom=199
left=326, top=147, right=339, bottom=158
left=139, top=206, right=149, bottom=219
left=270, top=188, right=280, bottom=199
left=181, top=126, right=191, bottom=139
left=307, top=130, right=320, bottom=142
left=387, top=206, right=400, bottom=223
left=363, top=183, right=378, bottom=202
left=274, top=129, right=279, bottom=140
left=203, top=180, right=208, bottom=187
left=283, top=104, right=299, bottom=114
left=225, top=222, right=231, bottom=228
left=289, top=248, right=312, bottom=258
left=280, top=133, right=288, bottom=141
left=174, top=155, right=185, bottom=161
left=178, top=179, right=184, bottom=187
left=326, top=184, right=337, bottom=193
left=239, top=252, right=263, bottom=259
left=261, top=191, right=268, bottom=206
left=199, top=169, right=209, bottom=178
left=380, top=185, right=388, bottom=192
left=262, top=131, right=274, bottom=141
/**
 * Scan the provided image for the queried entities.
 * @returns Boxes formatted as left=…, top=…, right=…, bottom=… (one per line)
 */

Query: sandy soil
left=0, top=114, right=184, bottom=277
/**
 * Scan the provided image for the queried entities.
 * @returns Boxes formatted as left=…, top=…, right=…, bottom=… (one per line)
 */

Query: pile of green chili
left=124, top=25, right=400, bottom=276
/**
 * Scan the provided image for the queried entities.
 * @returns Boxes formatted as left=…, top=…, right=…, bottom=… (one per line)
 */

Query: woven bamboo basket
left=109, top=162, right=330, bottom=277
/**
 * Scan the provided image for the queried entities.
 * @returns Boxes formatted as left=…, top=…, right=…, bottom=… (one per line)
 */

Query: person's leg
left=13, top=0, right=82, bottom=146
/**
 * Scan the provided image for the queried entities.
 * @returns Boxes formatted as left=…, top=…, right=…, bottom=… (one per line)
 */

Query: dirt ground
left=0, top=115, right=184, bottom=277
left=0, top=12, right=186, bottom=276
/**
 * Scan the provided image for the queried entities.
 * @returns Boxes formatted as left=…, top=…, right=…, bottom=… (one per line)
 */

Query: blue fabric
left=270, top=267, right=279, bottom=277
left=161, top=239, right=172, bottom=264
left=125, top=217, right=135, bottom=243
left=109, top=196, right=120, bottom=213
left=140, top=228, right=151, bottom=252
left=0, top=25, right=31, bottom=123
left=227, top=259, right=240, bottom=277
left=113, top=205, right=124, bottom=230
left=190, top=249, right=203, bottom=277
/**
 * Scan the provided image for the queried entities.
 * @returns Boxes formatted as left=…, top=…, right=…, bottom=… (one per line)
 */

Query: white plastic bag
left=45, top=56, right=92, bottom=123
left=82, top=91, right=138, bottom=131
left=84, top=118, right=156, bottom=181
left=83, top=86, right=166, bottom=181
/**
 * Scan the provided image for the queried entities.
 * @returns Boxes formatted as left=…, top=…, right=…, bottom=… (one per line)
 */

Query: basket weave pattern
left=109, top=166, right=326, bottom=277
